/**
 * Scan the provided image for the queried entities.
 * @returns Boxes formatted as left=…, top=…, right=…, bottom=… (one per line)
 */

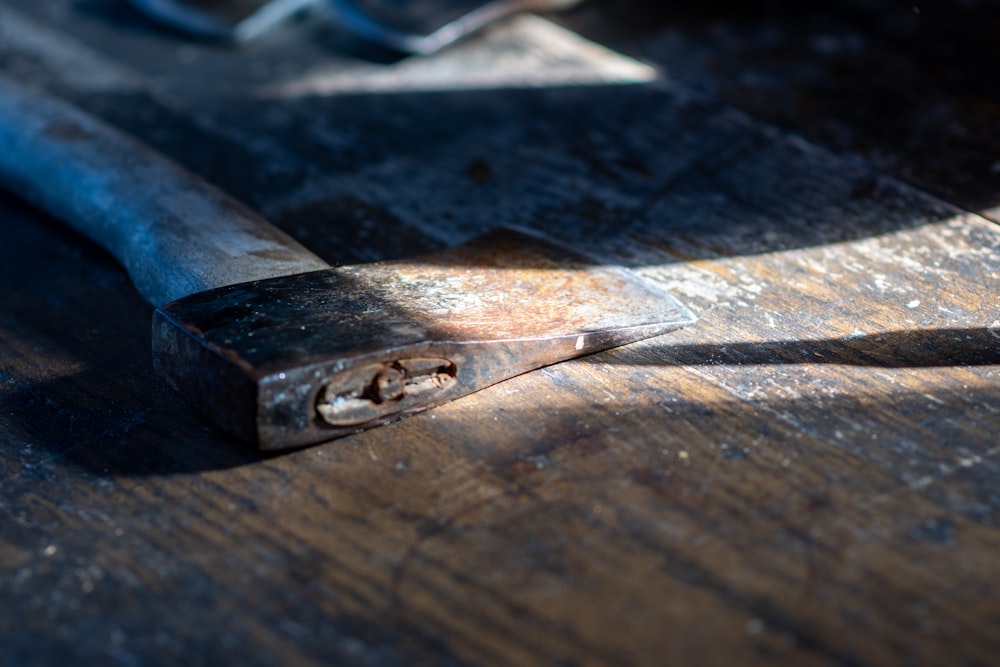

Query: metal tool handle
left=329, top=0, right=585, bottom=54
left=0, top=76, right=330, bottom=307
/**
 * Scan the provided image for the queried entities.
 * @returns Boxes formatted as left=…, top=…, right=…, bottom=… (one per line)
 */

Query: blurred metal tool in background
left=128, top=0, right=584, bottom=52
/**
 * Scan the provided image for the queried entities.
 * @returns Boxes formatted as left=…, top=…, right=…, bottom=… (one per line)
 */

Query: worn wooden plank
left=1, top=2, right=999, bottom=666
left=562, top=0, right=1000, bottom=222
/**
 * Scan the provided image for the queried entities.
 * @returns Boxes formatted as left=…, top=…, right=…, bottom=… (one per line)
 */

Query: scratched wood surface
left=1, top=1, right=999, bottom=665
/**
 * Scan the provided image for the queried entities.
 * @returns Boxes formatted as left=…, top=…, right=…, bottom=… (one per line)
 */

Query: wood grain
left=1, top=2, right=998, bottom=665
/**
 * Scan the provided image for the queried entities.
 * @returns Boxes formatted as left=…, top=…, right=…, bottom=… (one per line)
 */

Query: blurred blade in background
left=128, top=0, right=584, bottom=51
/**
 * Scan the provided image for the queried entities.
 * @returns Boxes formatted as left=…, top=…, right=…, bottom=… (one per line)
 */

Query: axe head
left=152, top=227, right=694, bottom=450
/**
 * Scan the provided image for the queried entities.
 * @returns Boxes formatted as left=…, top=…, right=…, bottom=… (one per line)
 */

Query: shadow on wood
left=595, top=328, right=1000, bottom=368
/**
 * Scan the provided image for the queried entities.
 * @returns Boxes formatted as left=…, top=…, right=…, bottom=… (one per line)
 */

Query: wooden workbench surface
left=1, top=1, right=998, bottom=664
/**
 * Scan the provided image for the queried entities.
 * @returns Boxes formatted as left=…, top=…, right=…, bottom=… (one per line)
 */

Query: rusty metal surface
left=154, top=227, right=695, bottom=449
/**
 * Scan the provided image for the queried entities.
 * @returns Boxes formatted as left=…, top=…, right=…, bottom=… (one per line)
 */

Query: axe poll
left=0, top=76, right=694, bottom=450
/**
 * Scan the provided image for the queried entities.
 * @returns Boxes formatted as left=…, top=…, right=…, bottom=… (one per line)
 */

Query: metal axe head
left=153, top=227, right=694, bottom=450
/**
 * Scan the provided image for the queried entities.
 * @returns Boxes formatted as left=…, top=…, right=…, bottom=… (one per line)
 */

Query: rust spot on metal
left=316, top=357, right=457, bottom=426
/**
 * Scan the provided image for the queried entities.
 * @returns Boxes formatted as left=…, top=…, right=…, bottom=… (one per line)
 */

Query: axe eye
left=316, top=357, right=457, bottom=427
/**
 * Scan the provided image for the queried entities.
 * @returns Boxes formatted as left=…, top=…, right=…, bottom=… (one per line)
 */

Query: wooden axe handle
left=0, top=76, right=330, bottom=307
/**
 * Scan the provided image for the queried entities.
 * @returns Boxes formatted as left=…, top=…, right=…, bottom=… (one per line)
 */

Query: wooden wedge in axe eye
left=0, top=76, right=694, bottom=450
